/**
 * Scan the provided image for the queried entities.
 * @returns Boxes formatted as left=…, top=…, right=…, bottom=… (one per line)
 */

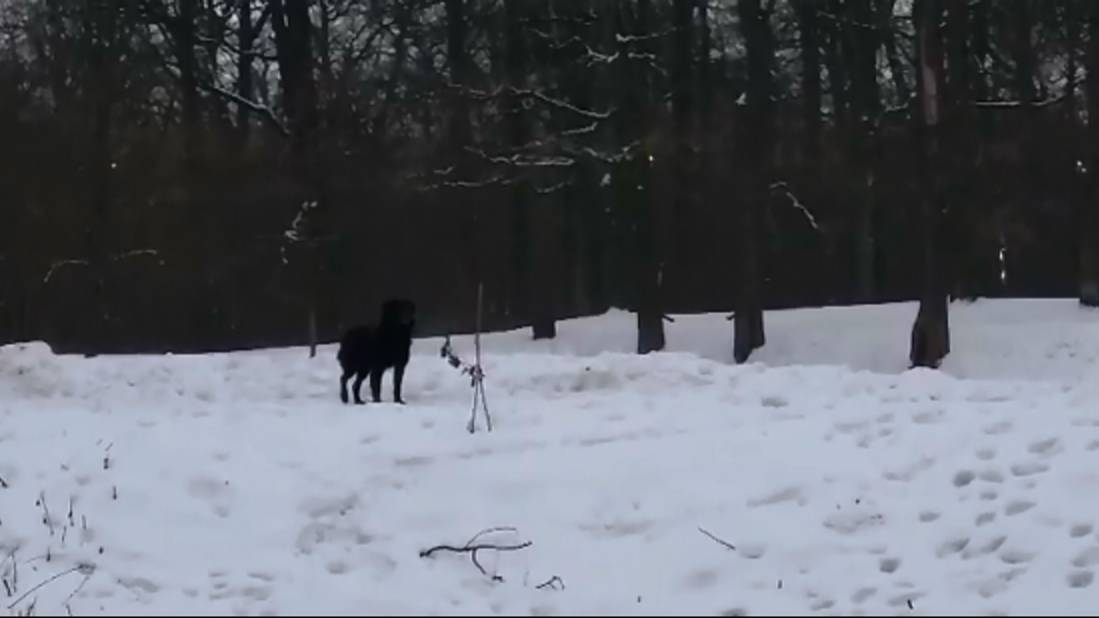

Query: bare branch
left=769, top=181, right=819, bottom=230
left=536, top=575, right=566, bottom=591
left=200, top=83, right=289, bottom=137
left=419, top=541, right=532, bottom=558
left=698, top=527, right=737, bottom=551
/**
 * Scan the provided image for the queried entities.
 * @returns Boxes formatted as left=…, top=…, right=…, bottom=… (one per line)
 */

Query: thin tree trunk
left=236, top=0, right=254, bottom=148
left=847, top=0, right=880, bottom=303
left=824, top=0, right=849, bottom=131
left=795, top=0, right=822, bottom=158
left=733, top=0, right=770, bottom=364
left=909, top=0, right=950, bottom=369
left=672, top=0, right=694, bottom=297
left=620, top=0, right=665, bottom=354
left=1081, top=2, right=1099, bottom=306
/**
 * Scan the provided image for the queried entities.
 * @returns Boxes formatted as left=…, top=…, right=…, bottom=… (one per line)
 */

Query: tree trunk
left=1082, top=2, right=1099, bottom=306
left=612, top=0, right=665, bottom=354
left=236, top=0, right=254, bottom=148
left=945, top=0, right=979, bottom=301
left=823, top=0, right=849, bottom=131
left=178, top=0, right=200, bottom=169
left=880, top=0, right=909, bottom=104
left=795, top=0, right=821, bottom=158
left=733, top=0, right=770, bottom=364
left=847, top=0, right=880, bottom=303
left=444, top=0, right=478, bottom=315
left=671, top=0, right=694, bottom=297
left=909, top=0, right=950, bottom=369
left=271, top=0, right=324, bottom=356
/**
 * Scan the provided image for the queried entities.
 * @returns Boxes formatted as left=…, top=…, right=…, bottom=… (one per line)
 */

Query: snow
left=4, top=299, right=1099, bottom=615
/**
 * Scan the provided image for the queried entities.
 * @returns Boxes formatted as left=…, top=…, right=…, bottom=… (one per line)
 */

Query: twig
left=698, top=527, right=737, bottom=551
left=62, top=572, right=92, bottom=606
left=0, top=474, right=8, bottom=488
left=470, top=548, right=502, bottom=581
left=6, top=565, right=85, bottom=610
left=466, top=282, right=492, bottom=434
left=465, top=527, right=518, bottom=547
left=419, top=541, right=533, bottom=559
left=37, top=493, right=53, bottom=537
left=536, top=575, right=566, bottom=590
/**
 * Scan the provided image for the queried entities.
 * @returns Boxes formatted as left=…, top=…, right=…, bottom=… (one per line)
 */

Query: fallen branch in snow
left=698, top=527, right=737, bottom=551
left=419, top=527, right=532, bottom=582
left=61, top=570, right=92, bottom=607
left=535, top=575, right=566, bottom=591
left=0, top=473, right=8, bottom=488
left=2, top=550, right=16, bottom=597
left=6, top=563, right=94, bottom=611
left=419, top=542, right=532, bottom=580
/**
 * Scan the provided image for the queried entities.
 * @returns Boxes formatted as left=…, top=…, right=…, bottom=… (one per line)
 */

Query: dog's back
left=337, top=325, right=375, bottom=371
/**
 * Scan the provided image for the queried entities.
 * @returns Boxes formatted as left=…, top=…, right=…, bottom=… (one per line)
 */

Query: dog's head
left=381, top=298, right=416, bottom=329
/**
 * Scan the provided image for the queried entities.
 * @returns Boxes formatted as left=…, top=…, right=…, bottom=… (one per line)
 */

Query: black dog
left=338, top=299, right=416, bottom=405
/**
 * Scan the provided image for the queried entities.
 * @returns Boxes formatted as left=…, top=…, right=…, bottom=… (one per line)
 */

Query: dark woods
left=0, top=0, right=1092, bottom=363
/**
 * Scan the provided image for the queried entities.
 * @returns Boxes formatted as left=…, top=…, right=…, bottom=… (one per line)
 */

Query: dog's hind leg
left=340, top=371, right=353, bottom=404
left=392, top=363, right=406, bottom=404
left=352, top=371, right=368, bottom=405
left=369, top=368, right=384, bottom=403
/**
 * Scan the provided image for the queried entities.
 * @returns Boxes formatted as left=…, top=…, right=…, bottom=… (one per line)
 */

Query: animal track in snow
left=953, top=470, right=976, bottom=487
left=1070, top=524, right=1094, bottom=538
left=1068, top=570, right=1094, bottom=588
left=1004, top=500, right=1036, bottom=516
left=962, top=535, right=1007, bottom=560
left=1071, top=547, right=1099, bottom=568
left=937, top=537, right=970, bottom=558
left=1027, top=437, right=1061, bottom=456
left=1010, top=461, right=1050, bottom=477
left=979, top=469, right=1005, bottom=483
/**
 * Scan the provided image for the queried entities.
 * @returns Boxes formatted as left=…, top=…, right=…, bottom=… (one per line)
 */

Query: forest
left=0, top=0, right=1093, bottom=365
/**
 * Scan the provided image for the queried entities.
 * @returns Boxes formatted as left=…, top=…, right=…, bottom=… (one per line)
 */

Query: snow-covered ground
left=3, top=299, right=1099, bottom=615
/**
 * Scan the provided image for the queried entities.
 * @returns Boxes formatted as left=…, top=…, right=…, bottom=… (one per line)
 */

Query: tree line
left=0, top=0, right=1094, bottom=366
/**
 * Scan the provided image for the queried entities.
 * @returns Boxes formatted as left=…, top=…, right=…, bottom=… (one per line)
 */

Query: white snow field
left=4, top=299, right=1099, bottom=616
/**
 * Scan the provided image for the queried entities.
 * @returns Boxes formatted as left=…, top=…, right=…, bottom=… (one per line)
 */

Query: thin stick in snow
left=419, top=541, right=532, bottom=559
left=467, top=282, right=492, bottom=434
left=37, top=493, right=53, bottom=537
left=0, top=474, right=7, bottom=488
left=535, top=576, right=566, bottom=591
left=698, top=527, right=737, bottom=551
left=6, top=563, right=93, bottom=610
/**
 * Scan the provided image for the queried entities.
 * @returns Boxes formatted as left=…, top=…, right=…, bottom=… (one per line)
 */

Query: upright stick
left=467, top=282, right=492, bottom=433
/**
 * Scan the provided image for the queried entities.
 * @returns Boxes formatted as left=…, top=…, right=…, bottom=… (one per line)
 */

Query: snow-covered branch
left=769, top=181, right=819, bottom=230
left=202, top=84, right=290, bottom=137
left=465, top=147, right=575, bottom=169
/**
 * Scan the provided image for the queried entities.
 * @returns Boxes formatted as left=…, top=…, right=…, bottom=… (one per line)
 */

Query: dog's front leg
left=393, top=363, right=406, bottom=404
